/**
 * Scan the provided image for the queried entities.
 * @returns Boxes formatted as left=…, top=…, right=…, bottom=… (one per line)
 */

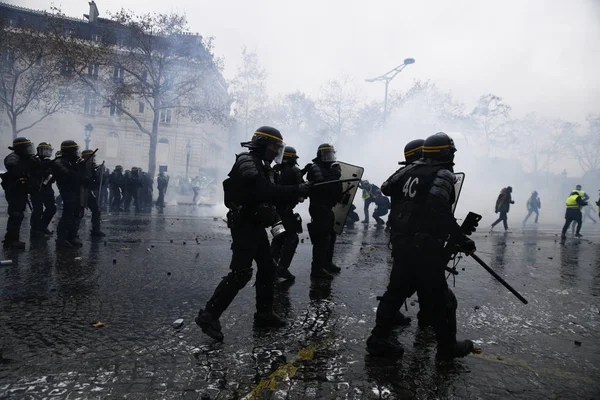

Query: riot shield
left=452, top=172, right=465, bottom=213
left=332, top=162, right=364, bottom=234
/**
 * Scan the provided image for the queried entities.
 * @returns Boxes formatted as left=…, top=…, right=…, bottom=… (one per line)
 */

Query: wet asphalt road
left=0, top=205, right=599, bottom=399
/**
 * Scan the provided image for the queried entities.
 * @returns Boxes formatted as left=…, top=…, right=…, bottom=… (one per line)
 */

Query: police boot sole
left=194, top=316, right=224, bottom=342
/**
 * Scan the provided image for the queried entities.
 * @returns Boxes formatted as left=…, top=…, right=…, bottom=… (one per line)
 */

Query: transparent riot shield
left=453, top=172, right=465, bottom=213
left=332, top=162, right=364, bottom=234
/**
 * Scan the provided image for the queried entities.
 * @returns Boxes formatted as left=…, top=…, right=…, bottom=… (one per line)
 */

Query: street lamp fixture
left=84, top=123, right=94, bottom=150
left=365, top=58, right=416, bottom=122
left=185, top=140, right=192, bottom=180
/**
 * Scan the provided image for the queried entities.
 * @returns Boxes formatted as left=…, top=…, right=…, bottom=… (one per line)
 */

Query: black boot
left=254, top=310, right=287, bottom=328
left=69, top=237, right=83, bottom=247
left=366, top=330, right=404, bottom=357
left=311, top=266, right=334, bottom=280
left=56, top=239, right=74, bottom=248
left=277, top=268, right=296, bottom=282
left=436, top=339, right=474, bottom=361
left=91, top=230, right=106, bottom=237
left=195, top=308, right=224, bottom=342
left=394, top=311, right=412, bottom=326
left=325, top=262, right=341, bottom=274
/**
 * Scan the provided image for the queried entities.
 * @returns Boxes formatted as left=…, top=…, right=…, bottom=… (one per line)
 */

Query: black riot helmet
left=317, top=143, right=336, bottom=163
left=115, top=165, right=123, bottom=172
left=37, top=142, right=53, bottom=159
left=9, top=137, right=34, bottom=156
left=422, top=132, right=456, bottom=163
left=282, top=146, right=299, bottom=164
left=403, top=139, right=424, bottom=164
left=81, top=149, right=96, bottom=165
left=60, top=140, right=80, bottom=160
left=241, top=126, right=285, bottom=164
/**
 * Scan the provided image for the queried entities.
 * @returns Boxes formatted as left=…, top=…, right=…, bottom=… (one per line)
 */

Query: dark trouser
left=522, top=209, right=539, bottom=224
left=562, top=209, right=582, bottom=237
left=57, top=197, right=83, bottom=241
left=372, top=237, right=457, bottom=351
left=363, top=198, right=373, bottom=222
left=87, top=192, right=101, bottom=232
left=491, top=211, right=508, bottom=230
left=270, top=211, right=300, bottom=271
left=4, top=190, right=27, bottom=242
left=205, top=220, right=276, bottom=318
left=308, top=204, right=336, bottom=269
left=156, top=188, right=166, bottom=207
left=373, top=206, right=389, bottom=225
left=124, top=189, right=139, bottom=211
left=346, top=210, right=359, bottom=227
left=99, top=186, right=109, bottom=209
left=30, top=186, right=57, bottom=231
left=110, top=185, right=121, bottom=211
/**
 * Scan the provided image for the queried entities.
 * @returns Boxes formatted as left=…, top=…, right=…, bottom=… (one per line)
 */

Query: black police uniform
left=196, top=126, right=308, bottom=342
left=124, top=169, right=141, bottom=212
left=53, top=154, right=84, bottom=246
left=81, top=153, right=104, bottom=236
left=29, top=154, right=57, bottom=234
left=372, top=194, right=390, bottom=225
left=367, top=135, right=474, bottom=360
left=109, top=168, right=124, bottom=211
left=306, top=159, right=342, bottom=276
left=139, top=172, right=153, bottom=212
left=99, top=167, right=110, bottom=209
left=156, top=173, right=169, bottom=208
left=2, top=140, right=37, bottom=247
left=270, top=158, right=304, bottom=280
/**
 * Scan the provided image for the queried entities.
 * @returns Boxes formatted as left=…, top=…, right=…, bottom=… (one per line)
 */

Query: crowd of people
left=1, top=137, right=170, bottom=249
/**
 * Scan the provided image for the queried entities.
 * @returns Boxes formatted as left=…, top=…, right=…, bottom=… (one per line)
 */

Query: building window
left=87, top=63, right=99, bottom=79
left=106, top=132, right=119, bottom=158
left=138, top=102, right=145, bottom=113
left=84, top=93, right=97, bottom=115
left=91, top=34, right=101, bottom=42
left=109, top=97, right=122, bottom=117
left=113, top=65, right=124, bottom=83
left=159, top=109, right=172, bottom=124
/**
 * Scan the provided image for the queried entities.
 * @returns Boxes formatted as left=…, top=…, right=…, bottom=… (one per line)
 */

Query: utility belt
left=226, top=203, right=287, bottom=238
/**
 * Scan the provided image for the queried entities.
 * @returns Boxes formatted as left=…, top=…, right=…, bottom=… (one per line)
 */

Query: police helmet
left=283, top=146, right=299, bottom=164
left=81, top=149, right=96, bottom=164
left=317, top=143, right=336, bottom=162
left=36, top=142, right=53, bottom=158
left=115, top=165, right=123, bottom=172
left=241, top=126, right=285, bottom=164
left=422, top=132, right=456, bottom=163
left=576, top=184, right=582, bottom=190
left=403, top=139, right=424, bottom=163
left=9, top=137, right=34, bottom=156
left=60, top=140, right=80, bottom=159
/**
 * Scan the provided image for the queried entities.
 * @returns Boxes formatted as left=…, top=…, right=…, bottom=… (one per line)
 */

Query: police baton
left=468, top=251, right=528, bottom=304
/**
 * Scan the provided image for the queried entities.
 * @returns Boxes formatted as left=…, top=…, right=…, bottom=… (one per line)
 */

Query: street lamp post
left=84, top=123, right=94, bottom=150
left=185, top=141, right=192, bottom=180
left=365, top=58, right=415, bottom=123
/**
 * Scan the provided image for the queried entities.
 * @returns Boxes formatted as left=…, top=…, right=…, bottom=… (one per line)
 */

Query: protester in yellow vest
left=561, top=189, right=588, bottom=240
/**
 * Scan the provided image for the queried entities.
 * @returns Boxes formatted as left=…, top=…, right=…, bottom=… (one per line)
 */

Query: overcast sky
left=9, top=0, right=600, bottom=122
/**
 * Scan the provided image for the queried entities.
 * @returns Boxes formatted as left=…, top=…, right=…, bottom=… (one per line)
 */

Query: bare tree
left=469, top=94, right=512, bottom=154
left=567, top=114, right=600, bottom=173
left=316, top=76, right=361, bottom=142
left=0, top=16, right=78, bottom=138
left=229, top=46, right=268, bottom=139
left=269, top=91, right=321, bottom=136
left=63, top=10, right=229, bottom=178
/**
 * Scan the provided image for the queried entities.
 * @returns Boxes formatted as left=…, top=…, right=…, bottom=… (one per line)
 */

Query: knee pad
left=230, top=268, right=253, bottom=289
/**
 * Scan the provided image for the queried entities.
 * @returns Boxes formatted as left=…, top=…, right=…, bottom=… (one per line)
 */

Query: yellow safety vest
left=574, top=190, right=586, bottom=199
left=566, top=194, right=581, bottom=209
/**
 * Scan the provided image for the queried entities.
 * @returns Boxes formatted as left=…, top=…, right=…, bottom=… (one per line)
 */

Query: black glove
left=298, top=182, right=312, bottom=197
left=458, top=236, right=476, bottom=255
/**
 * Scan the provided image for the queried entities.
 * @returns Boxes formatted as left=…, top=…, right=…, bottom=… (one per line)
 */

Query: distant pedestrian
left=490, top=186, right=514, bottom=232
left=522, top=190, right=541, bottom=225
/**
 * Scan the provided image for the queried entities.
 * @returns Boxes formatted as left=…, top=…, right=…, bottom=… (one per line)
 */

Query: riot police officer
left=156, top=170, right=169, bottom=210
left=124, top=167, right=141, bottom=212
left=109, top=165, right=124, bottom=211
left=139, top=170, right=153, bottom=212
left=305, top=144, right=343, bottom=280
left=366, top=132, right=475, bottom=360
left=30, top=142, right=57, bottom=235
left=270, top=146, right=305, bottom=282
left=1, top=137, right=37, bottom=249
left=53, top=140, right=85, bottom=247
left=195, top=126, right=310, bottom=342
left=81, top=149, right=105, bottom=237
